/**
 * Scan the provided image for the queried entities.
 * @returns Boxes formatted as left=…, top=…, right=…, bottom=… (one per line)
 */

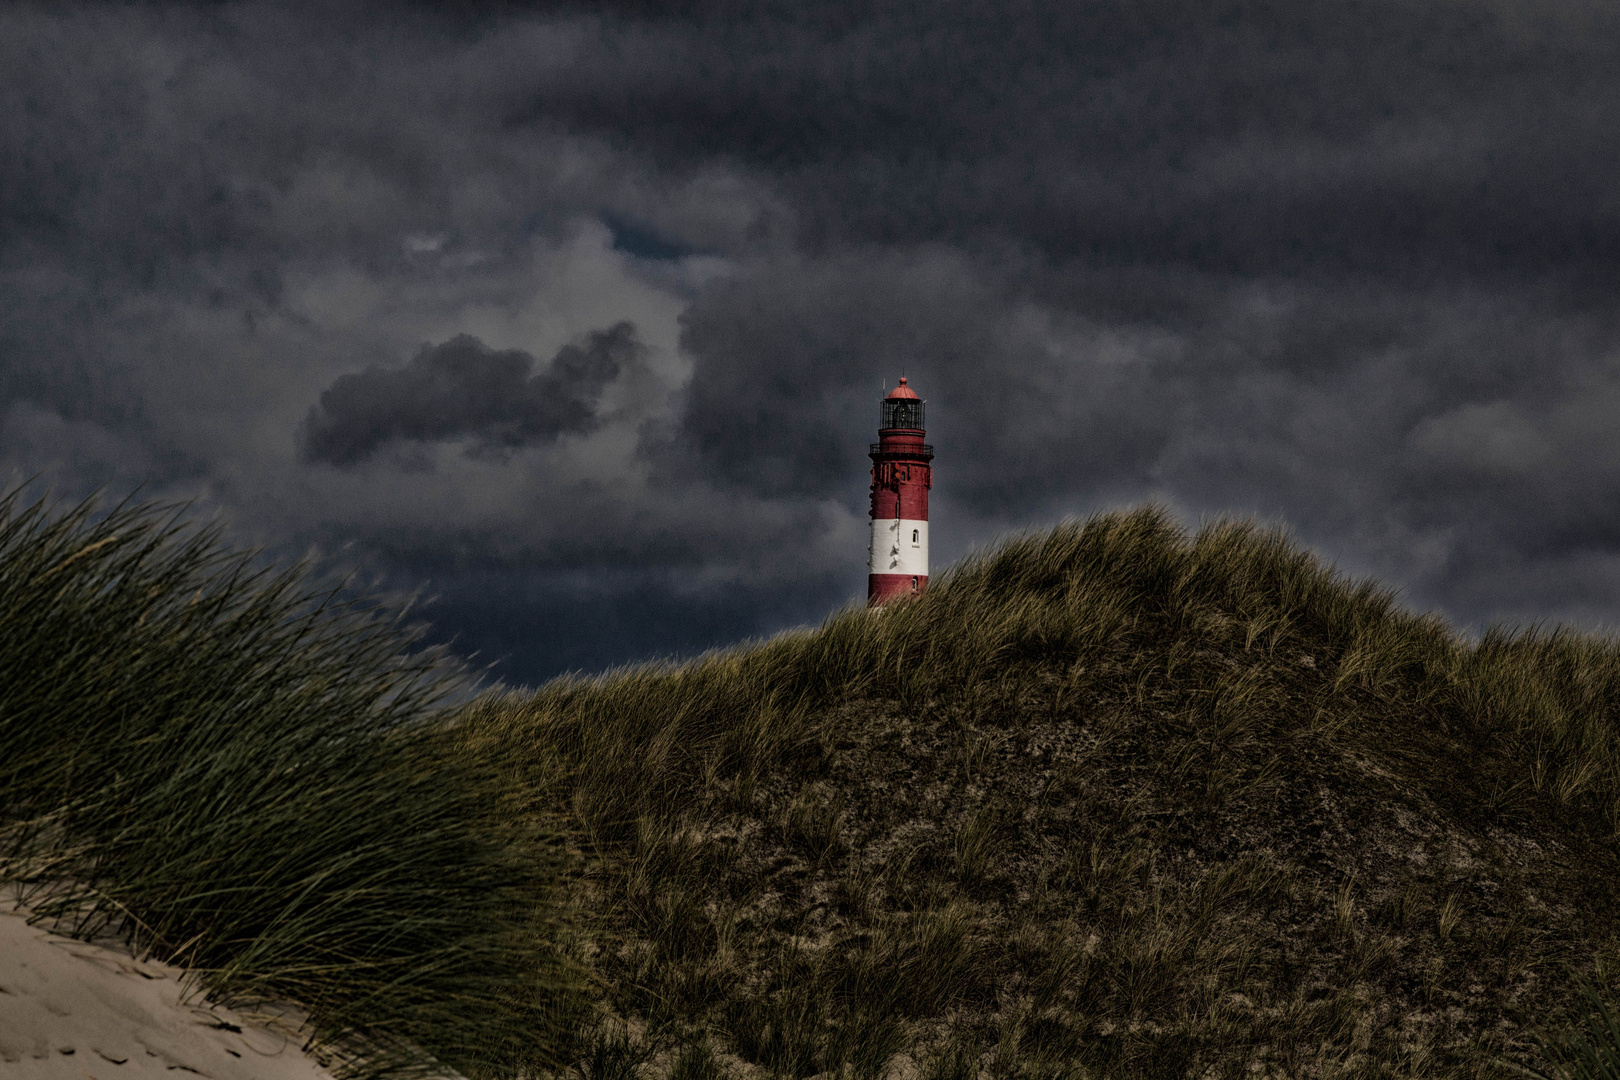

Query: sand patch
left=0, top=906, right=334, bottom=1079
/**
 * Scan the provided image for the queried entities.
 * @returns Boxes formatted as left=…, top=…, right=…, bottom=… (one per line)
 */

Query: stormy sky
left=6, top=1, right=1620, bottom=684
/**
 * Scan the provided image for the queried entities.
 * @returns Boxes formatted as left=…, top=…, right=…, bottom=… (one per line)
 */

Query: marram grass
left=0, top=488, right=581, bottom=1079
left=461, top=506, right=1620, bottom=1079
left=14, top=489, right=1620, bottom=1078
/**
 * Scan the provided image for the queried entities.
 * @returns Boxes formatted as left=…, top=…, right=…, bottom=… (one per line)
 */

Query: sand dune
left=0, top=907, right=334, bottom=1079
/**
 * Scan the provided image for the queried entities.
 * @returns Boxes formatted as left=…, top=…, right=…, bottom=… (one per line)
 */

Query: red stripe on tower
left=868, top=377, right=934, bottom=605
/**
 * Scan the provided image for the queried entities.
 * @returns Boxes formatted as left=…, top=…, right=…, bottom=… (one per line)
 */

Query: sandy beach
left=0, top=906, right=335, bottom=1079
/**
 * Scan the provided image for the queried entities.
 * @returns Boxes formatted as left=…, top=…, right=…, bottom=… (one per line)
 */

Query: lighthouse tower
left=868, top=377, right=934, bottom=605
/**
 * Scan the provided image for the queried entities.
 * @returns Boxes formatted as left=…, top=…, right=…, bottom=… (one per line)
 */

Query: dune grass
left=12, top=487, right=1620, bottom=1077
left=0, top=489, right=581, bottom=1079
left=459, top=506, right=1620, bottom=1078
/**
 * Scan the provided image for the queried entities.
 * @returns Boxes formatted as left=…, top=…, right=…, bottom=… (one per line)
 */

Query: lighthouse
left=868, top=377, right=934, bottom=605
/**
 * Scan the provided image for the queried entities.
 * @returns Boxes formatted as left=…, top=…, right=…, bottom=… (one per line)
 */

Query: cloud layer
left=4, top=1, right=1620, bottom=682
left=301, top=324, right=639, bottom=466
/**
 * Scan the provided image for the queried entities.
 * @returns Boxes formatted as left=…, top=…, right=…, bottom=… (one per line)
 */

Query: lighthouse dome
left=884, top=376, right=921, bottom=401
left=880, top=376, right=925, bottom=430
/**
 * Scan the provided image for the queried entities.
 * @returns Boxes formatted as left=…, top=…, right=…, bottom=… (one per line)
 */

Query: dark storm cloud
left=523, top=0, right=1620, bottom=280
left=301, top=323, right=641, bottom=466
left=8, top=0, right=1620, bottom=684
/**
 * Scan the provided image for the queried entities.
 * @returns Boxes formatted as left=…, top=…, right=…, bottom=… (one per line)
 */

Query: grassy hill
left=461, top=506, right=1620, bottom=1080
left=10, top=491, right=1620, bottom=1078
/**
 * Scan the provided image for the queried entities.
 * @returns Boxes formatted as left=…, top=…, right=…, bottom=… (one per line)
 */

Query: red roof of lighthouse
left=884, top=376, right=920, bottom=401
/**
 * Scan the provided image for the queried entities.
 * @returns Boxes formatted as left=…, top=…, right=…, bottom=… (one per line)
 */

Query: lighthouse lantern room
left=868, top=377, right=934, bottom=605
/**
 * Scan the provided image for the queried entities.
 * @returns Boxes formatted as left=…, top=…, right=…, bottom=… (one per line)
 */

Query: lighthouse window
left=880, top=399, right=926, bottom=430
left=912, top=529, right=919, bottom=543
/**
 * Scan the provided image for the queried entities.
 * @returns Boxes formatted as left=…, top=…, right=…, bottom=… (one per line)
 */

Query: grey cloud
left=516, top=0, right=1620, bottom=282
left=1408, top=402, right=1554, bottom=479
left=301, top=323, right=642, bottom=466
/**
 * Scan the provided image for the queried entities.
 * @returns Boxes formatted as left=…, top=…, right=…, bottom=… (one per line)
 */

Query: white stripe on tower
left=868, top=518, right=929, bottom=576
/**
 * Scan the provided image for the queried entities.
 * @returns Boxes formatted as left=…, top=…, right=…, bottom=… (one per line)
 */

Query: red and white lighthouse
left=868, top=377, right=934, bottom=605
